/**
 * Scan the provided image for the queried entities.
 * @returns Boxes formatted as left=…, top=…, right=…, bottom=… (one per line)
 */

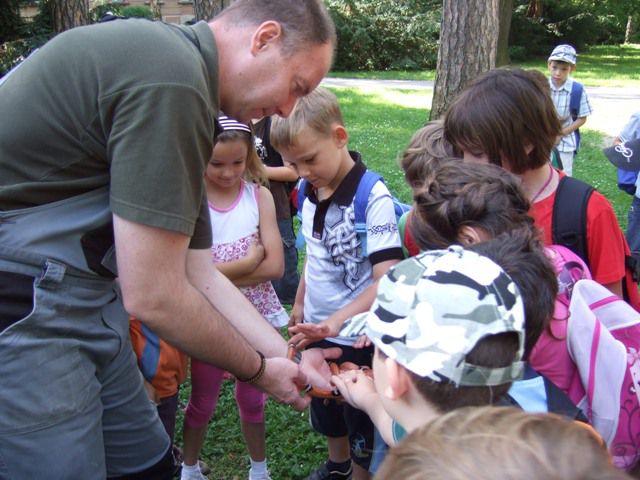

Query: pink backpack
left=565, top=279, right=640, bottom=471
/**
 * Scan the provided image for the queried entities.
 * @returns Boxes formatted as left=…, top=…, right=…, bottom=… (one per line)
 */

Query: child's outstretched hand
left=331, top=366, right=377, bottom=413
left=352, top=334, right=372, bottom=349
left=288, top=317, right=341, bottom=350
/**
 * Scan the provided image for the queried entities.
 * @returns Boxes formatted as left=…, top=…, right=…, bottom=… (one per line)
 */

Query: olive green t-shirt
left=0, top=19, right=219, bottom=248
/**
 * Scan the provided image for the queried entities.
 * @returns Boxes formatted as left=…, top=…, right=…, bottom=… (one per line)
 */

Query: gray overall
left=0, top=188, right=169, bottom=479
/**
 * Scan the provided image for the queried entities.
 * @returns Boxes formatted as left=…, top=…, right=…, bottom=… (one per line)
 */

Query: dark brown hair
left=443, top=68, right=561, bottom=174
left=410, top=162, right=533, bottom=251
left=217, top=0, right=336, bottom=55
left=470, top=229, right=558, bottom=359
left=407, top=332, right=521, bottom=412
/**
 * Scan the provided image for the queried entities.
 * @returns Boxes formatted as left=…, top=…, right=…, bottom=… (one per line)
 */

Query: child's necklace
left=531, top=165, right=555, bottom=203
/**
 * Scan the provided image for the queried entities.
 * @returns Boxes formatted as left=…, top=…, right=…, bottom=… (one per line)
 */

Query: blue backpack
left=295, top=170, right=410, bottom=256
left=569, top=81, right=583, bottom=152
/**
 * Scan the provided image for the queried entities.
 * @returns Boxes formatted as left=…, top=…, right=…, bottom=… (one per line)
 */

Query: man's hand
left=257, top=357, right=311, bottom=410
left=299, top=347, right=342, bottom=390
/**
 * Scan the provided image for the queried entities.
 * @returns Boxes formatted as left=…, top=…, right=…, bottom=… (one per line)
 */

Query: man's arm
left=114, top=215, right=318, bottom=407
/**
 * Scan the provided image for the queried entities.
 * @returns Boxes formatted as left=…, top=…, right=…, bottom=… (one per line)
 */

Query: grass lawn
left=331, top=43, right=640, bottom=88
left=175, top=74, right=631, bottom=478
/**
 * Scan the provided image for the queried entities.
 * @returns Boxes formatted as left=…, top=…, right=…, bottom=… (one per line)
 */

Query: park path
left=321, top=77, right=640, bottom=140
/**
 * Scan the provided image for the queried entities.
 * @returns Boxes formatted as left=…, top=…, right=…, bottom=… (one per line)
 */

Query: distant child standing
left=271, top=87, right=403, bottom=480
left=607, top=111, right=640, bottom=254
left=547, top=44, right=593, bottom=176
left=253, top=115, right=300, bottom=304
left=181, top=116, right=288, bottom=480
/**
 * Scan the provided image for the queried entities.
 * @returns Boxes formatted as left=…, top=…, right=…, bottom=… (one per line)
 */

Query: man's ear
left=332, top=124, right=349, bottom=148
left=383, top=357, right=411, bottom=400
left=250, top=21, right=282, bottom=56
left=457, top=225, right=484, bottom=246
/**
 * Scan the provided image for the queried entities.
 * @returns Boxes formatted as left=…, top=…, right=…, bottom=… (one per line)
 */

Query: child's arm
left=561, top=116, right=587, bottom=137
left=229, top=186, right=285, bottom=288
left=214, top=241, right=265, bottom=281
left=289, top=259, right=307, bottom=328
left=331, top=369, right=396, bottom=445
left=265, top=164, right=298, bottom=183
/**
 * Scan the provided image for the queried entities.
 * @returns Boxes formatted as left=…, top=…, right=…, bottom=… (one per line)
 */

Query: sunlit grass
left=331, top=43, right=640, bottom=88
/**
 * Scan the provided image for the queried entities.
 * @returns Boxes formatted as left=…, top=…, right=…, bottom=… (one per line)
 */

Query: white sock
left=181, top=462, right=202, bottom=480
left=250, top=459, right=267, bottom=474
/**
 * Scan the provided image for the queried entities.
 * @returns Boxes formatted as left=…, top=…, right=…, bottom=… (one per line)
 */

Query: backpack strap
left=569, top=81, right=584, bottom=151
left=294, top=179, right=309, bottom=249
left=552, top=176, right=594, bottom=265
left=354, top=171, right=383, bottom=225
left=544, top=376, right=589, bottom=422
left=354, top=171, right=383, bottom=257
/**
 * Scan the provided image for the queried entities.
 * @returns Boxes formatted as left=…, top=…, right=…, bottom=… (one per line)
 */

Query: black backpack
left=552, top=175, right=640, bottom=310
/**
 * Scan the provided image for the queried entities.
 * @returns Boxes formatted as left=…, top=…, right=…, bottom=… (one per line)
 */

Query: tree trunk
left=430, top=0, right=500, bottom=121
left=48, top=0, right=89, bottom=32
left=496, top=0, right=513, bottom=66
left=193, top=0, right=229, bottom=22
left=625, top=15, right=634, bottom=44
left=148, top=0, right=162, bottom=20
left=526, top=0, right=543, bottom=18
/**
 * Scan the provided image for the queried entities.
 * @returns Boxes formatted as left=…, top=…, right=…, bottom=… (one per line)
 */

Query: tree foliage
left=508, top=0, right=639, bottom=61
left=325, top=0, right=441, bottom=71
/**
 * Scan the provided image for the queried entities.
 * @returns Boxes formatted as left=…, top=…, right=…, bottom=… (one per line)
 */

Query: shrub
left=120, top=5, right=154, bottom=20
left=326, top=0, right=440, bottom=71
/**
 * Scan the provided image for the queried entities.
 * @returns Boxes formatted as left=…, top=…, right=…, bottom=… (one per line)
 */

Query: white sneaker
left=249, top=467, right=272, bottom=480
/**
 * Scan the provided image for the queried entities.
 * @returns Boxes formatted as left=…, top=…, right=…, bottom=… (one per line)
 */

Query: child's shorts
left=309, top=339, right=374, bottom=471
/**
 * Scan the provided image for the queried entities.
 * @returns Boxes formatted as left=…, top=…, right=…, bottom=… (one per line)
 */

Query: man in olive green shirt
left=0, top=1, right=335, bottom=478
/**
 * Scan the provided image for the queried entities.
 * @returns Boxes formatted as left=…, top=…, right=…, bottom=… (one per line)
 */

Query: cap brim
left=548, top=55, right=575, bottom=65
left=603, top=139, right=640, bottom=172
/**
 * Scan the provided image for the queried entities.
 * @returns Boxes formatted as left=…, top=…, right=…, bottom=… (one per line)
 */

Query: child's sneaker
left=248, top=467, right=272, bottom=480
left=305, top=461, right=352, bottom=480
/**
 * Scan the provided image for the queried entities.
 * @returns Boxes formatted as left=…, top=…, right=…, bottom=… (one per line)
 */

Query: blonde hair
left=399, top=120, right=456, bottom=190
left=215, top=128, right=268, bottom=186
left=270, top=87, right=344, bottom=151
left=376, top=406, right=627, bottom=480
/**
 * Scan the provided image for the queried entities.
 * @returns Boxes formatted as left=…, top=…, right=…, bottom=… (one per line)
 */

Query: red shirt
left=529, top=175, right=626, bottom=287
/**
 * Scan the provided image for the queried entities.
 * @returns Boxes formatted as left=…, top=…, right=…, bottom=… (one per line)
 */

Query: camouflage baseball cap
left=363, top=246, right=525, bottom=387
left=548, top=44, right=577, bottom=65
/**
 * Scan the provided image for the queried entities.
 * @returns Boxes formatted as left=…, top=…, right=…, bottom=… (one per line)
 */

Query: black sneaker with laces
left=305, top=461, right=352, bottom=480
